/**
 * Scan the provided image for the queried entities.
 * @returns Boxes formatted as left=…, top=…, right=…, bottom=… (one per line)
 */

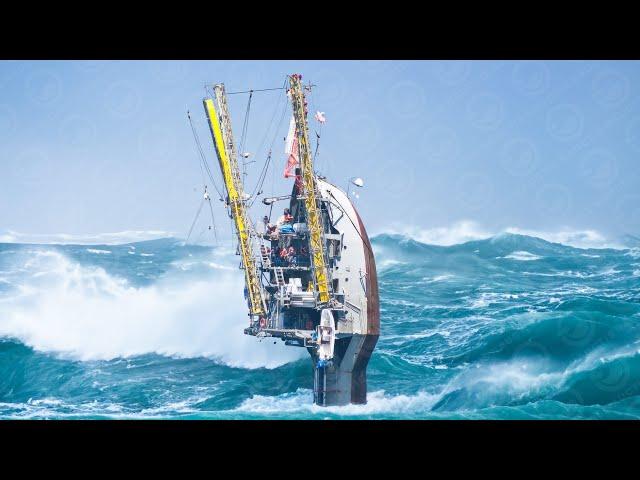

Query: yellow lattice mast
left=203, top=84, right=265, bottom=317
left=288, top=74, right=330, bottom=305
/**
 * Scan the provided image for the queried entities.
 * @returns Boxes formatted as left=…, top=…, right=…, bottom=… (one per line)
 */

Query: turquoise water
left=1, top=233, right=640, bottom=419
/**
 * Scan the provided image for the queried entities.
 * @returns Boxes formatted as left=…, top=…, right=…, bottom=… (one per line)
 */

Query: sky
left=1, top=60, right=639, bottom=246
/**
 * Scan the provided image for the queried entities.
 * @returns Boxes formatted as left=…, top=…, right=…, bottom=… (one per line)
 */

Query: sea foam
left=0, top=250, right=303, bottom=369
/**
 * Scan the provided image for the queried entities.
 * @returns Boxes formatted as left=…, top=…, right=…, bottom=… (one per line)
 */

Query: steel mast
left=288, top=74, right=330, bottom=306
left=203, top=84, right=265, bottom=318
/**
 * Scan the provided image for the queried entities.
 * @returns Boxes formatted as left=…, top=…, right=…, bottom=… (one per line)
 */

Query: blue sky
left=1, top=60, right=639, bottom=245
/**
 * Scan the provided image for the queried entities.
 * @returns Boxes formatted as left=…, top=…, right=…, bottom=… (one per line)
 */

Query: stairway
left=274, top=267, right=285, bottom=287
left=260, top=245, right=271, bottom=268
left=274, top=267, right=289, bottom=307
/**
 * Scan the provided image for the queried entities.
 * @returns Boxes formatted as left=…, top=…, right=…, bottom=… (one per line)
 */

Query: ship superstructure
left=202, top=74, right=379, bottom=406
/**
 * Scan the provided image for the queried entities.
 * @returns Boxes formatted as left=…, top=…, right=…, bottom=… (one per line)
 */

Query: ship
left=201, top=73, right=379, bottom=406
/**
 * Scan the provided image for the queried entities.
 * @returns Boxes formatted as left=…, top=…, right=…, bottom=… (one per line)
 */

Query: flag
left=283, top=116, right=299, bottom=178
left=284, top=116, right=295, bottom=155
left=314, top=111, right=326, bottom=124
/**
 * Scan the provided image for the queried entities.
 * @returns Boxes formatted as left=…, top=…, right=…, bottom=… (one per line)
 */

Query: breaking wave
left=0, top=243, right=303, bottom=369
left=379, top=220, right=637, bottom=250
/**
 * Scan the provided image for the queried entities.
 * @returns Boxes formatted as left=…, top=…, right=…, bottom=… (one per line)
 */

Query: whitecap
left=0, top=251, right=303, bottom=369
left=501, top=251, right=542, bottom=261
left=234, top=388, right=440, bottom=416
left=378, top=259, right=407, bottom=269
left=378, top=220, right=491, bottom=247
left=0, top=230, right=177, bottom=245
left=421, top=274, right=454, bottom=283
left=374, top=221, right=629, bottom=250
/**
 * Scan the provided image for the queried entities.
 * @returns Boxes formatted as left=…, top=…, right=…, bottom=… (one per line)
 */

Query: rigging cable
left=247, top=150, right=272, bottom=208
left=187, top=110, right=224, bottom=201
left=249, top=78, right=286, bottom=168
left=307, top=83, right=324, bottom=174
left=185, top=196, right=206, bottom=245
left=238, top=91, right=253, bottom=181
left=326, top=190, right=375, bottom=257
left=187, top=111, right=221, bottom=245
left=227, top=86, right=285, bottom=95
left=240, top=77, right=289, bottom=207
left=248, top=101, right=287, bottom=208
left=205, top=189, right=219, bottom=244
left=248, top=84, right=289, bottom=206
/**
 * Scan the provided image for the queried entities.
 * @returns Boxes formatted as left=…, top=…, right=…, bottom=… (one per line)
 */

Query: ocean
left=1, top=231, right=640, bottom=419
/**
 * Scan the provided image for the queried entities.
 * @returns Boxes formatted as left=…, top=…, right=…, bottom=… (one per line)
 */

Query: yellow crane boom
left=203, top=84, right=265, bottom=317
left=288, top=74, right=330, bottom=305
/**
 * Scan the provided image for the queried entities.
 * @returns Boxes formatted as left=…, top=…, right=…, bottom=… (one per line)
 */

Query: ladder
left=203, top=85, right=265, bottom=318
left=274, top=267, right=285, bottom=287
left=288, top=74, right=330, bottom=306
left=260, top=245, right=271, bottom=268
left=274, top=267, right=289, bottom=308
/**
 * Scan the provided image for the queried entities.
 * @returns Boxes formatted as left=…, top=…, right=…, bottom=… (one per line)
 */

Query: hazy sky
left=1, top=60, right=639, bottom=244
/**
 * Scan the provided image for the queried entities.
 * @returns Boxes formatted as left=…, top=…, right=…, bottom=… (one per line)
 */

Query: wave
left=1, top=224, right=639, bottom=418
left=0, top=230, right=178, bottom=245
left=501, top=251, right=543, bottom=261
left=0, top=249, right=304, bottom=369
left=378, top=221, right=492, bottom=247
left=234, top=388, right=441, bottom=418
left=432, top=345, right=640, bottom=412
left=375, top=221, right=635, bottom=250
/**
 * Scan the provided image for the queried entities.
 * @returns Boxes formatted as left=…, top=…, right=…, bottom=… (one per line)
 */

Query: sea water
left=1, top=232, right=640, bottom=419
